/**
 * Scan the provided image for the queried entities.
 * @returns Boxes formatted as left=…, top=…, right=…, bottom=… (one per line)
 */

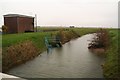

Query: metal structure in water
left=44, top=36, right=62, bottom=53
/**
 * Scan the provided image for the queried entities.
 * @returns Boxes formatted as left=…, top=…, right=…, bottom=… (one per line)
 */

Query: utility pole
left=35, top=14, right=37, bottom=32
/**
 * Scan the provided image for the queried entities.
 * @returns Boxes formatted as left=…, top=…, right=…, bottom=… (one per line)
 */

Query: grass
left=71, top=28, right=99, bottom=36
left=37, top=27, right=65, bottom=31
left=2, top=32, right=58, bottom=51
left=103, top=29, right=119, bottom=78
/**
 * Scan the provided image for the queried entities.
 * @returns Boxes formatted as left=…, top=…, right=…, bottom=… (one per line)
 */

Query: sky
left=0, top=0, right=119, bottom=28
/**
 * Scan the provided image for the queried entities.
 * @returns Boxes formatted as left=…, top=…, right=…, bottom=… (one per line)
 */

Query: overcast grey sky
left=0, top=0, right=119, bottom=28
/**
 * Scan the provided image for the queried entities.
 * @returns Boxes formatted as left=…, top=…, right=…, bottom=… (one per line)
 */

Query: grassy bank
left=2, top=28, right=98, bottom=72
left=103, top=29, right=119, bottom=78
left=2, top=32, right=54, bottom=51
left=2, top=31, right=56, bottom=72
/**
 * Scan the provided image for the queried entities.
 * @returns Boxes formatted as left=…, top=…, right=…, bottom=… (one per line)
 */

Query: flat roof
left=4, top=14, right=34, bottom=18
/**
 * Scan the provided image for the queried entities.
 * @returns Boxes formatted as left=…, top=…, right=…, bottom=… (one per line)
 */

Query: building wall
left=4, top=17, right=18, bottom=33
left=18, top=17, right=34, bottom=33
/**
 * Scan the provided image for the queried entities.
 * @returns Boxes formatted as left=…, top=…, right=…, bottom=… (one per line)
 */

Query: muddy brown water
left=8, top=34, right=104, bottom=78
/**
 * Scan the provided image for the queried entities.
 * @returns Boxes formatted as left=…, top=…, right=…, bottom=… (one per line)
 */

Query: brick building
left=4, top=14, right=34, bottom=33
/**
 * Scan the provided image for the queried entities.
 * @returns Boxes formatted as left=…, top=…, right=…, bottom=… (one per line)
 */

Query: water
left=8, top=34, right=104, bottom=78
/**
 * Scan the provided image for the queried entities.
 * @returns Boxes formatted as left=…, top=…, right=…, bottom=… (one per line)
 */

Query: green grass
left=2, top=32, right=58, bottom=51
left=103, top=29, right=119, bottom=78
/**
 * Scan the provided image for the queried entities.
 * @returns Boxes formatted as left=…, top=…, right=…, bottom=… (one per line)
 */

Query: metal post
left=35, top=14, right=37, bottom=32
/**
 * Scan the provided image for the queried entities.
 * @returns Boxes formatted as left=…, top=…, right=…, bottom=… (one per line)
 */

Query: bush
left=88, top=28, right=109, bottom=49
left=2, top=25, right=8, bottom=34
left=2, top=40, right=39, bottom=72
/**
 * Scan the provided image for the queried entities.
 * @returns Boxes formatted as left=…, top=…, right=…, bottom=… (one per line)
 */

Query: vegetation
left=87, top=28, right=119, bottom=78
left=88, top=29, right=109, bottom=49
left=2, top=25, right=8, bottom=34
left=2, top=32, right=54, bottom=50
left=103, top=29, right=119, bottom=78
left=2, top=41, right=38, bottom=72
left=70, top=28, right=98, bottom=36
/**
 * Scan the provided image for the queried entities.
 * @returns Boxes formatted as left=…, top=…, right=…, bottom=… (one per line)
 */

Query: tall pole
left=35, top=14, right=37, bottom=32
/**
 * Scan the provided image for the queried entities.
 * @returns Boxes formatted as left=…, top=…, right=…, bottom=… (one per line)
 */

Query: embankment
left=103, top=29, right=119, bottom=78
left=2, top=41, right=39, bottom=72
left=2, top=32, right=52, bottom=72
